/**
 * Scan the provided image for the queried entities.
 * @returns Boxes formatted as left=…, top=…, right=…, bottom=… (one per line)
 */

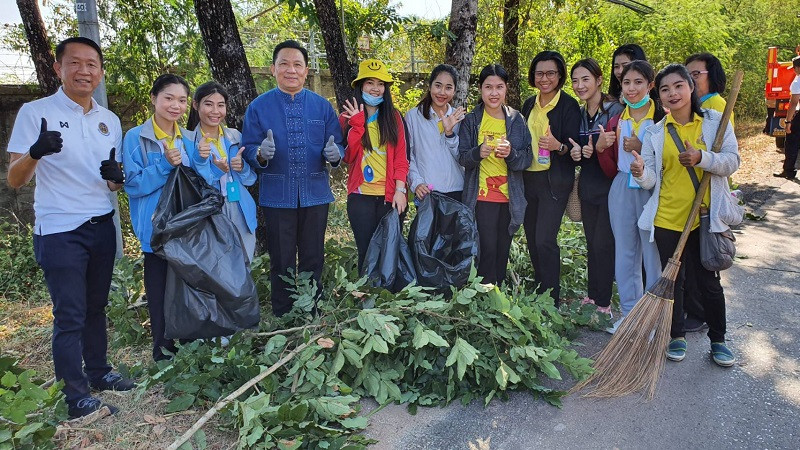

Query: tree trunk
left=193, top=0, right=258, bottom=130
left=445, top=0, right=477, bottom=108
left=313, top=0, right=355, bottom=111
left=16, top=0, right=59, bottom=95
left=501, top=0, right=521, bottom=109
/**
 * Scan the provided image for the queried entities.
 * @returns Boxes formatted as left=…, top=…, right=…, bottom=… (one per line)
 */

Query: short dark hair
left=655, top=64, right=703, bottom=120
left=793, top=55, right=800, bottom=69
left=477, top=64, right=509, bottom=105
left=187, top=81, right=229, bottom=130
left=685, top=52, right=727, bottom=94
left=273, top=40, right=309, bottom=65
left=609, top=43, right=647, bottom=99
left=150, top=73, right=190, bottom=97
left=55, top=37, right=104, bottom=67
left=528, top=51, right=567, bottom=90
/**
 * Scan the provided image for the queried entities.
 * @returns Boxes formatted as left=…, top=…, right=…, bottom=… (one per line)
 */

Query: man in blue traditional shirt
left=243, top=39, right=344, bottom=316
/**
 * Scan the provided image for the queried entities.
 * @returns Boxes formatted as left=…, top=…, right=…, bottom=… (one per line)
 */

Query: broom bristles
left=571, top=258, right=681, bottom=399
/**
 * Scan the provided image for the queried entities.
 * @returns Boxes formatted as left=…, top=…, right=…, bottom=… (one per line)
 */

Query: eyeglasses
left=535, top=70, right=559, bottom=80
left=689, top=70, right=709, bottom=79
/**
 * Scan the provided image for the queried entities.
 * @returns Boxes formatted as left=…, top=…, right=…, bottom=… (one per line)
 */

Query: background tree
left=193, top=0, right=258, bottom=129
left=500, top=0, right=521, bottom=109
left=15, top=0, right=59, bottom=94
left=446, top=0, right=478, bottom=107
left=311, top=0, right=355, bottom=109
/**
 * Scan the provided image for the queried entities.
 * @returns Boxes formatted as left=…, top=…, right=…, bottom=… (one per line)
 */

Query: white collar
left=55, top=87, right=100, bottom=115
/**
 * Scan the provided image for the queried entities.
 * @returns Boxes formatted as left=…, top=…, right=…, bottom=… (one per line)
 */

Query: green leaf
left=332, top=347, right=345, bottom=374
left=341, top=416, right=368, bottom=429
left=265, top=335, right=288, bottom=355
left=371, top=335, right=389, bottom=354
left=1, top=372, right=16, bottom=388
left=14, top=422, right=43, bottom=440
left=165, top=393, right=195, bottom=413
left=425, top=330, right=449, bottom=347
left=412, top=323, right=428, bottom=349
left=193, top=429, right=208, bottom=449
left=538, top=361, right=562, bottom=380
left=341, top=329, right=366, bottom=341
left=289, top=402, right=309, bottom=422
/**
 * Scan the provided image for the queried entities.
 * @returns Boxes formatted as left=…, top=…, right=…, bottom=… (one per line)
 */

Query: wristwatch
left=559, top=143, right=568, bottom=154
left=397, top=186, right=407, bottom=194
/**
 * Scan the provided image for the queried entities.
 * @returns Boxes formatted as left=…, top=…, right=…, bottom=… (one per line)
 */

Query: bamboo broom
left=572, top=70, right=744, bottom=400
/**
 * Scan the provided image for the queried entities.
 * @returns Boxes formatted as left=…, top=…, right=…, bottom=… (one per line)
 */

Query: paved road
left=364, top=180, right=800, bottom=449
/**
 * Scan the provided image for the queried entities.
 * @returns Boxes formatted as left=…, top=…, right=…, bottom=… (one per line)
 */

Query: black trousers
left=33, top=217, right=115, bottom=403
left=347, top=193, right=393, bottom=273
left=143, top=252, right=176, bottom=361
left=523, top=171, right=569, bottom=303
left=653, top=227, right=727, bottom=342
left=783, top=114, right=800, bottom=174
left=475, top=201, right=513, bottom=284
left=264, top=204, right=329, bottom=316
left=581, top=199, right=615, bottom=307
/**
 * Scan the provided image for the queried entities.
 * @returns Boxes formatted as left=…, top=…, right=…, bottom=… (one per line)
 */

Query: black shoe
left=68, top=396, right=119, bottom=419
left=683, top=316, right=709, bottom=333
left=773, top=170, right=796, bottom=179
left=90, top=371, right=135, bottom=392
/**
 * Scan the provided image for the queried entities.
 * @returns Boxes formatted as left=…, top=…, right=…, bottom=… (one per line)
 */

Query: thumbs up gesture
left=622, top=134, right=642, bottom=153
left=230, top=146, right=245, bottom=172
left=630, top=150, right=644, bottom=178
left=197, top=136, right=211, bottom=159
left=568, top=138, right=582, bottom=161
left=678, top=140, right=702, bottom=167
left=323, top=135, right=341, bottom=163
left=582, top=135, right=594, bottom=159
left=595, top=124, right=615, bottom=153
left=100, top=147, right=124, bottom=184
left=259, top=129, right=276, bottom=161
left=29, top=118, right=63, bottom=160
left=538, top=125, right=561, bottom=152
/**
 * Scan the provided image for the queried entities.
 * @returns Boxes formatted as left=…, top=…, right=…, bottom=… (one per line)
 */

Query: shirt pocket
left=260, top=173, right=286, bottom=204
left=307, top=119, right=325, bottom=147
left=308, top=170, right=331, bottom=200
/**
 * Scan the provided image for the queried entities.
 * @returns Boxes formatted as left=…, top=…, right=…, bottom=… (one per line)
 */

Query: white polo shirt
left=7, top=88, right=123, bottom=235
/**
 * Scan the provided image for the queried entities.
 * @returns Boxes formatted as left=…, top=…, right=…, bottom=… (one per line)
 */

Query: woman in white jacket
left=631, top=64, right=742, bottom=367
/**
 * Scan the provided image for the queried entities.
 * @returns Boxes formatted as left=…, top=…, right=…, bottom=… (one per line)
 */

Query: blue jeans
left=33, top=215, right=115, bottom=403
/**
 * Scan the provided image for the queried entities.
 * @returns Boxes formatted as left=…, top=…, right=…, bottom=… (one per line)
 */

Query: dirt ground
left=0, top=119, right=787, bottom=449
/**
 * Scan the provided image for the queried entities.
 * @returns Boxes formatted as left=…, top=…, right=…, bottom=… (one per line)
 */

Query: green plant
left=107, top=255, right=150, bottom=347
left=0, top=221, right=46, bottom=303
left=0, top=357, right=67, bottom=449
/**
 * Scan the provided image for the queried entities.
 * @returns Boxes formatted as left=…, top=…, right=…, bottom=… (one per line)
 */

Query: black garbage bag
left=409, top=192, right=479, bottom=290
left=361, top=210, right=416, bottom=293
left=150, top=165, right=260, bottom=340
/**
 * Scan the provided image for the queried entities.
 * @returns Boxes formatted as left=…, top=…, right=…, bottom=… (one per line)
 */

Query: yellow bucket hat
left=351, top=59, right=394, bottom=87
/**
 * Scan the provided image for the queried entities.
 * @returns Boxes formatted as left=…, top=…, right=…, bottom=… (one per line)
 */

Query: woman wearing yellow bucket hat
left=339, top=59, right=410, bottom=273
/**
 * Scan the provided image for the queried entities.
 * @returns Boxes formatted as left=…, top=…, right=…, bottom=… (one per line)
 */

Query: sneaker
left=606, top=315, right=626, bottom=334
left=580, top=297, right=595, bottom=306
left=90, top=371, right=135, bottom=392
left=68, top=396, right=119, bottom=419
left=666, top=338, right=687, bottom=362
left=773, top=170, right=796, bottom=179
left=710, top=342, right=736, bottom=367
left=683, top=316, right=708, bottom=333
left=596, top=305, right=612, bottom=315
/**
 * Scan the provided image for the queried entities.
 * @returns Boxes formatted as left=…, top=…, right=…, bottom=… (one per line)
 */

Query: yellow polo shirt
left=201, top=125, right=227, bottom=158
left=526, top=90, right=561, bottom=171
left=477, top=111, right=509, bottom=202
left=654, top=113, right=710, bottom=231
left=619, top=100, right=656, bottom=136
left=152, top=117, right=182, bottom=149
left=701, top=93, right=734, bottom=129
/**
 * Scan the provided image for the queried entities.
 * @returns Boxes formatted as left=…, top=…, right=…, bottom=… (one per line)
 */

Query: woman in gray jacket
left=458, top=64, right=533, bottom=284
left=631, top=64, right=742, bottom=367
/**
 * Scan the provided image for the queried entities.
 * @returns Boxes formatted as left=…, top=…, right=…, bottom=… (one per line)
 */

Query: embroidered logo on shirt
left=60, top=121, right=69, bottom=129
left=98, top=122, right=110, bottom=136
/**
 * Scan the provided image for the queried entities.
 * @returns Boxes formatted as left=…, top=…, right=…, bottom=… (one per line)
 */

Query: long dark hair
left=417, top=64, right=458, bottom=120
left=609, top=44, right=647, bottom=100
left=186, top=81, right=229, bottom=130
left=476, top=64, right=509, bottom=105
left=570, top=58, right=614, bottom=114
left=655, top=64, right=704, bottom=120
left=349, top=78, right=399, bottom=149
left=684, top=52, right=727, bottom=95
left=528, top=51, right=567, bottom=90
left=620, top=60, right=665, bottom=122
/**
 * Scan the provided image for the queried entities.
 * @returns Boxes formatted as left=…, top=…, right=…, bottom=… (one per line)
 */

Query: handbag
left=565, top=170, right=581, bottom=222
left=667, top=123, right=736, bottom=271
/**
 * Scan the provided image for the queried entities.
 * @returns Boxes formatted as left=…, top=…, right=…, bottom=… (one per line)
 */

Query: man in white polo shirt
left=7, top=37, right=133, bottom=418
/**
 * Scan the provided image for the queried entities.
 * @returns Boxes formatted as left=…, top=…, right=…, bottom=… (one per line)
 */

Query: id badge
left=227, top=180, right=241, bottom=201
left=627, top=172, right=642, bottom=189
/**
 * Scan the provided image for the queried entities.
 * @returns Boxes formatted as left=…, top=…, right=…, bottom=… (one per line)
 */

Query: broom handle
left=670, top=70, right=744, bottom=261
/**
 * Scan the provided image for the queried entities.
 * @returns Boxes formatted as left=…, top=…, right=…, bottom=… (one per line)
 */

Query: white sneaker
left=606, top=315, right=626, bottom=334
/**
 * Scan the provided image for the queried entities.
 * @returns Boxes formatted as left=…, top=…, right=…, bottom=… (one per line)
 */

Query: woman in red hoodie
left=340, top=59, right=410, bottom=272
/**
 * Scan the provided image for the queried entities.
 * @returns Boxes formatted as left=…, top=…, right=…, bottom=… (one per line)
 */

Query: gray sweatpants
left=608, top=172, right=661, bottom=316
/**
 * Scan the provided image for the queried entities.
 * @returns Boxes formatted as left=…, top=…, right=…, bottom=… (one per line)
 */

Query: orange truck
left=765, top=46, right=799, bottom=150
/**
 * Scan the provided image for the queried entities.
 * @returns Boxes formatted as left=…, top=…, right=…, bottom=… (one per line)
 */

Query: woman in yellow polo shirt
left=458, top=64, right=532, bottom=284
left=685, top=53, right=732, bottom=127
left=520, top=51, right=581, bottom=304
left=631, top=64, right=741, bottom=367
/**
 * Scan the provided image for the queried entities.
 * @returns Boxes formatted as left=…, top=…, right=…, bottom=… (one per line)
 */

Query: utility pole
left=75, top=0, right=107, bottom=108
